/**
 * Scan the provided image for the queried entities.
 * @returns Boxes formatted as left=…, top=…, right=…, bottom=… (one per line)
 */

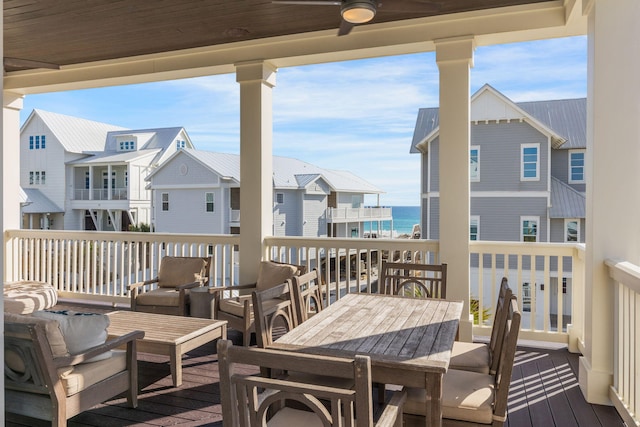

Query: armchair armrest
left=128, top=278, right=159, bottom=291
left=375, top=389, right=407, bottom=427
left=174, top=281, right=203, bottom=290
left=208, top=283, right=257, bottom=294
left=53, top=330, right=145, bottom=368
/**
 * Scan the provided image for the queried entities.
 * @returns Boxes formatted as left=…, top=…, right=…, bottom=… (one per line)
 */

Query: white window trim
left=470, top=146, right=480, bottom=182
left=470, top=215, right=480, bottom=241
left=205, top=192, right=215, bottom=212
left=520, top=216, right=540, bottom=242
left=564, top=218, right=580, bottom=242
left=161, top=192, right=169, bottom=211
left=568, top=149, right=586, bottom=184
left=521, top=143, right=540, bottom=181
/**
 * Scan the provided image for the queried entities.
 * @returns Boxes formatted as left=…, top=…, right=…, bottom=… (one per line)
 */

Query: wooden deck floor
left=6, top=305, right=625, bottom=427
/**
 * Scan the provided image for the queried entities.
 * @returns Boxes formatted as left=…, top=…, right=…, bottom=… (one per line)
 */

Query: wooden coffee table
left=107, top=311, right=227, bottom=387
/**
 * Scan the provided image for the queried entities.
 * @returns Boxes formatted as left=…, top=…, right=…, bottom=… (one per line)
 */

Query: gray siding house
left=411, top=84, right=586, bottom=244
left=147, top=149, right=389, bottom=238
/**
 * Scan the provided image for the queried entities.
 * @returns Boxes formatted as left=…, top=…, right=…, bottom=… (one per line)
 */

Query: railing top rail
left=5, top=229, right=240, bottom=245
left=265, top=236, right=439, bottom=251
left=606, top=258, right=640, bottom=294
left=470, top=240, right=584, bottom=256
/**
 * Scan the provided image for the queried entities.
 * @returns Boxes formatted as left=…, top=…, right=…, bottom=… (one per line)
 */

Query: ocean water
left=363, top=206, right=420, bottom=237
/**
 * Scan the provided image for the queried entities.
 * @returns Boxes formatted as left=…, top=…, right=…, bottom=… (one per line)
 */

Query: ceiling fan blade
left=337, top=19, right=355, bottom=36
left=378, top=0, right=441, bottom=13
left=4, top=57, right=60, bottom=70
left=272, top=1, right=341, bottom=5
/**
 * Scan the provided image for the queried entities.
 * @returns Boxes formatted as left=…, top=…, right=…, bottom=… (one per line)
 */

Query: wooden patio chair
left=450, top=277, right=513, bottom=374
left=211, top=260, right=305, bottom=346
left=129, top=255, right=212, bottom=316
left=4, top=314, right=144, bottom=427
left=218, top=339, right=407, bottom=427
left=251, top=280, right=299, bottom=349
left=403, top=296, right=521, bottom=426
left=291, top=268, right=325, bottom=324
left=379, top=261, right=447, bottom=299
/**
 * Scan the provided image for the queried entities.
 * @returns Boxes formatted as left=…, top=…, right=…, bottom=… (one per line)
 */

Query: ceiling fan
left=3, top=57, right=60, bottom=72
left=272, top=0, right=440, bottom=36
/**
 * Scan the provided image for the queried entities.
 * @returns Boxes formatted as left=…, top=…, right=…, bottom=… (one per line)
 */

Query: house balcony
left=73, top=188, right=129, bottom=201
left=325, top=207, right=393, bottom=223
left=3, top=229, right=629, bottom=426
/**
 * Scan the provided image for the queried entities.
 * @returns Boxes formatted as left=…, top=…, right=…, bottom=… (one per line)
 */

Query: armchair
left=129, top=255, right=211, bottom=316
left=211, top=260, right=305, bottom=346
left=4, top=313, right=144, bottom=426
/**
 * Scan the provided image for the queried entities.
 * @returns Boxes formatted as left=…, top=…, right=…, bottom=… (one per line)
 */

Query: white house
left=146, top=148, right=391, bottom=237
left=20, top=109, right=195, bottom=231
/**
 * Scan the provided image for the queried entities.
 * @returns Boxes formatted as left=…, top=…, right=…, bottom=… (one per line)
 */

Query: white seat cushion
left=405, top=369, right=495, bottom=424
left=450, top=341, right=491, bottom=374
left=136, top=287, right=188, bottom=307
left=58, top=350, right=127, bottom=396
left=267, top=407, right=324, bottom=427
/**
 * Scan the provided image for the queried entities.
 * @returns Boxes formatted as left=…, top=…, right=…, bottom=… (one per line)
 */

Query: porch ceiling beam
left=4, top=2, right=585, bottom=95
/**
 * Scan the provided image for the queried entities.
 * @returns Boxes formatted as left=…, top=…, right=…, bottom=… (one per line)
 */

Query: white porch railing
left=325, top=207, right=393, bottom=222
left=606, top=258, right=640, bottom=427
left=4, top=230, right=586, bottom=347
left=5, top=229, right=239, bottom=304
left=73, top=188, right=128, bottom=200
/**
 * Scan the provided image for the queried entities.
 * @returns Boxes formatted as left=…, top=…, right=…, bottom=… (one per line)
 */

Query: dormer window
left=117, top=135, right=137, bottom=152
left=176, top=140, right=186, bottom=151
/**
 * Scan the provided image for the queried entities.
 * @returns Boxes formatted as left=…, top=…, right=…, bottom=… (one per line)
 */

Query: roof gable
left=23, top=109, right=128, bottom=153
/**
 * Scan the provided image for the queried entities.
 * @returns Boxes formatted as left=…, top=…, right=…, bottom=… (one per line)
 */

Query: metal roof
left=410, top=89, right=586, bottom=152
left=68, top=149, right=162, bottom=165
left=23, top=109, right=128, bottom=153
left=550, top=177, right=585, bottom=218
left=21, top=188, right=64, bottom=214
left=151, top=149, right=383, bottom=194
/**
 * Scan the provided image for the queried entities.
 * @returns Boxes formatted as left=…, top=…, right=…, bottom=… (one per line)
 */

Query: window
left=29, top=136, right=34, bottom=150
left=41, top=171, right=46, bottom=185
left=276, top=193, right=284, bottom=204
left=521, top=216, right=539, bottom=242
left=29, top=171, right=46, bottom=185
left=119, top=140, right=136, bottom=151
left=29, top=171, right=34, bottom=185
left=35, top=135, right=40, bottom=149
left=470, top=216, right=479, bottom=241
left=176, top=140, right=186, bottom=151
left=565, top=219, right=579, bottom=242
left=162, top=193, right=169, bottom=211
left=569, top=150, right=585, bottom=183
left=35, top=171, right=40, bottom=185
left=205, top=192, right=215, bottom=212
left=521, top=143, right=540, bottom=181
left=351, top=227, right=359, bottom=238
left=85, top=171, right=90, bottom=189
left=41, top=135, right=46, bottom=149
left=470, top=146, right=480, bottom=181
left=28, top=135, right=46, bottom=150
left=125, top=171, right=128, bottom=188
left=351, top=195, right=361, bottom=208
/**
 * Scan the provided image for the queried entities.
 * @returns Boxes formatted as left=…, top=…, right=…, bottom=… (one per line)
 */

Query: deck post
left=580, top=0, right=640, bottom=405
left=435, top=36, right=475, bottom=342
left=236, top=61, right=277, bottom=286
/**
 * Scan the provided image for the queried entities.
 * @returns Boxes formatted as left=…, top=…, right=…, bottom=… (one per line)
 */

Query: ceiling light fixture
left=341, top=0, right=377, bottom=24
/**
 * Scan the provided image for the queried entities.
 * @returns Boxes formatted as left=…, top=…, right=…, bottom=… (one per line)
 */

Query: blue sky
left=20, top=36, right=587, bottom=206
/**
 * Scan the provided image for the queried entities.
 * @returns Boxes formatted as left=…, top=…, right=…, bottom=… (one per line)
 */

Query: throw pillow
left=32, top=310, right=111, bottom=363
left=256, top=261, right=299, bottom=291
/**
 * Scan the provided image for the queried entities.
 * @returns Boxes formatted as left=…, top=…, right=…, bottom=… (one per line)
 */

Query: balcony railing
left=606, top=258, right=640, bottom=427
left=325, top=207, right=393, bottom=222
left=73, top=188, right=128, bottom=201
left=5, top=230, right=585, bottom=348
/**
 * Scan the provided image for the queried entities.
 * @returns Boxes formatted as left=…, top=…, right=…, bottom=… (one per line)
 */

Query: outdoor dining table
left=269, top=292, right=463, bottom=427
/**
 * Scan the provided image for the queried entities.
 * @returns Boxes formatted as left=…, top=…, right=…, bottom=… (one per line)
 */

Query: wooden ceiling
left=4, top=0, right=554, bottom=72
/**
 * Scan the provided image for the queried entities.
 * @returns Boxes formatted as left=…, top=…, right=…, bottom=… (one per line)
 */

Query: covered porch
left=3, top=0, right=640, bottom=425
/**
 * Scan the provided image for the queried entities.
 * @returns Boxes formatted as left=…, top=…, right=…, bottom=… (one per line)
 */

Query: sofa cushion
left=4, top=281, right=58, bottom=314
left=405, top=369, right=494, bottom=424
left=32, top=310, right=111, bottom=363
left=256, top=261, right=299, bottom=292
left=4, top=312, right=69, bottom=359
left=450, top=341, right=491, bottom=374
left=58, top=349, right=127, bottom=396
left=136, top=287, right=190, bottom=307
left=157, top=256, right=208, bottom=288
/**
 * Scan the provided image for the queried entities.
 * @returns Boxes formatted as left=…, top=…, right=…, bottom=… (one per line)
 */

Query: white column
left=579, top=0, right=640, bottom=405
left=235, top=61, right=276, bottom=285
left=435, top=36, right=475, bottom=342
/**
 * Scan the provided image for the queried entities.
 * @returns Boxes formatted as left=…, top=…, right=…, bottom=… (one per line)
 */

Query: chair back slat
left=292, top=268, right=325, bottom=323
left=380, top=261, right=447, bottom=299
left=252, top=281, right=298, bottom=348
left=218, top=340, right=374, bottom=427
left=488, top=277, right=514, bottom=374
